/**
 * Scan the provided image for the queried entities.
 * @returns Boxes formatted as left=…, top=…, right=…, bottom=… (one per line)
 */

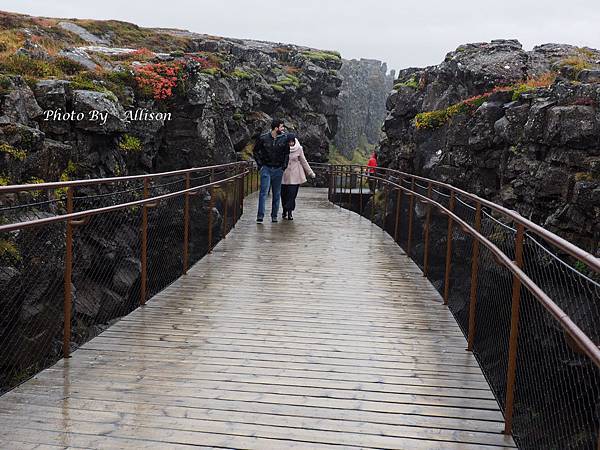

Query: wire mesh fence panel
left=71, top=208, right=143, bottom=345
left=0, top=221, right=66, bottom=394
left=513, top=287, right=600, bottom=450
left=467, top=210, right=516, bottom=407
left=188, top=188, right=211, bottom=267
left=73, top=180, right=145, bottom=212
left=146, top=195, right=185, bottom=299
left=523, top=234, right=600, bottom=346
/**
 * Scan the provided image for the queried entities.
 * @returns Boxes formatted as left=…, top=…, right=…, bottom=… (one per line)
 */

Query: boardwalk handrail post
left=223, top=181, right=228, bottom=237
left=332, top=166, right=337, bottom=205
left=443, top=190, right=456, bottom=305
left=394, top=187, right=401, bottom=242
left=423, top=182, right=433, bottom=277
left=407, top=177, right=416, bottom=256
left=467, top=201, right=482, bottom=350
left=347, top=166, right=352, bottom=207
left=370, top=175, right=375, bottom=223
left=359, top=172, right=363, bottom=215
left=504, top=223, right=525, bottom=435
left=232, top=175, right=238, bottom=228
left=140, top=178, right=149, bottom=306
left=62, top=187, right=75, bottom=358
left=183, top=173, right=190, bottom=275
left=383, top=180, right=389, bottom=232
left=208, top=169, right=215, bottom=253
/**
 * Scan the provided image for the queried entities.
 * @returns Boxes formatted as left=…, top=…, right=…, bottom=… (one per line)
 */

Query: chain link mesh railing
left=320, top=163, right=600, bottom=450
left=0, top=162, right=256, bottom=395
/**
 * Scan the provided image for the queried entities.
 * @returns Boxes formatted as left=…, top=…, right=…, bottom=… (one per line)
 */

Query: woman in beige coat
left=281, top=136, right=315, bottom=220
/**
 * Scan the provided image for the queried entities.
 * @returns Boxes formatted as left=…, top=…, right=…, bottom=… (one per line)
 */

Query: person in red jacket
left=366, top=152, right=378, bottom=193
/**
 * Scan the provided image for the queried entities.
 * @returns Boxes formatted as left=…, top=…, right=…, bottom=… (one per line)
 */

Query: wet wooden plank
left=0, top=188, right=515, bottom=449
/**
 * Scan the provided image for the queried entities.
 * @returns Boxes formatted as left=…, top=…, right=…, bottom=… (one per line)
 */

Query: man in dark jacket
left=253, top=118, right=292, bottom=223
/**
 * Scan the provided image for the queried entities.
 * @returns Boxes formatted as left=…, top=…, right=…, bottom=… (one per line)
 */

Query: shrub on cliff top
left=560, top=56, right=591, bottom=74
left=415, top=73, right=557, bottom=129
left=394, top=77, right=419, bottom=90
left=302, top=50, right=341, bottom=62
left=0, top=54, right=62, bottom=78
left=134, top=61, right=184, bottom=100
left=231, top=69, right=252, bottom=80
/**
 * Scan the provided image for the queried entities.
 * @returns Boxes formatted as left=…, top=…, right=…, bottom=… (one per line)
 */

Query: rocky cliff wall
left=380, top=40, right=600, bottom=254
left=335, top=58, right=394, bottom=157
left=0, top=11, right=343, bottom=186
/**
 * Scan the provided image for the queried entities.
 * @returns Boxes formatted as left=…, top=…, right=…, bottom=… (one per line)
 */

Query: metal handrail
left=322, top=163, right=600, bottom=440
left=0, top=161, right=259, bottom=387
left=323, top=163, right=600, bottom=272
left=0, top=161, right=248, bottom=194
left=0, top=171, right=247, bottom=233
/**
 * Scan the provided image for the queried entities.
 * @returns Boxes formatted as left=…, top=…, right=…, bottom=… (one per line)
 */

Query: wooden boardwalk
left=0, top=188, right=515, bottom=449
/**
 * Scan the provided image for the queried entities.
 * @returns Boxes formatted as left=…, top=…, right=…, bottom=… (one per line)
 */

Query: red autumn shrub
left=134, top=61, right=184, bottom=100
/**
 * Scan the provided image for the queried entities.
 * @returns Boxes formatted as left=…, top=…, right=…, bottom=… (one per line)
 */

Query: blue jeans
left=257, top=166, right=283, bottom=219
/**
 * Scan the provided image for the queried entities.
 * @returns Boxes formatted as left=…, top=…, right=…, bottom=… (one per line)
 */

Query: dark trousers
left=281, top=184, right=300, bottom=212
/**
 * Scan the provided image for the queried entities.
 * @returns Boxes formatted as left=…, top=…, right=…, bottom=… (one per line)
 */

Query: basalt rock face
left=335, top=58, right=394, bottom=157
left=380, top=40, right=600, bottom=254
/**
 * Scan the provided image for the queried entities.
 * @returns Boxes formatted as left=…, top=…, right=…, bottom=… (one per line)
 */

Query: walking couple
left=253, top=119, right=315, bottom=223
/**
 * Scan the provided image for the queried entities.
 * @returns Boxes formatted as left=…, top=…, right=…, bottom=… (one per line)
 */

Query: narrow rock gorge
left=335, top=58, right=394, bottom=158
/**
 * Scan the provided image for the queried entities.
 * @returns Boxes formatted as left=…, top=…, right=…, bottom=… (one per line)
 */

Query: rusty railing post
left=183, top=173, right=190, bottom=275
left=383, top=180, right=389, bottom=232
left=63, top=187, right=75, bottom=358
left=208, top=185, right=215, bottom=253
left=222, top=181, right=228, bottom=238
left=232, top=176, right=238, bottom=228
left=394, top=187, right=401, bottom=243
left=443, top=190, right=456, bottom=305
left=333, top=166, right=338, bottom=205
left=407, top=177, right=416, bottom=256
left=467, top=201, right=482, bottom=351
left=359, top=172, right=363, bottom=215
left=370, top=176, right=375, bottom=223
left=140, top=178, right=149, bottom=306
left=423, top=182, right=433, bottom=277
left=245, top=166, right=249, bottom=197
left=504, top=223, right=525, bottom=435
left=347, top=166, right=352, bottom=207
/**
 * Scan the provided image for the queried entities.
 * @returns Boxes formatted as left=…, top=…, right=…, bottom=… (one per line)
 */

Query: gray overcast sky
left=3, top=0, right=600, bottom=73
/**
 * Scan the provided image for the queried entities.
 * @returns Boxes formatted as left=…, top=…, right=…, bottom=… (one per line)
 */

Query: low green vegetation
left=0, top=142, right=26, bottom=160
left=560, top=56, right=591, bottom=75
left=302, top=50, right=341, bottom=62
left=0, top=74, right=11, bottom=94
left=70, top=73, right=120, bottom=102
left=0, top=174, right=10, bottom=186
left=394, top=77, right=419, bottom=90
left=72, top=19, right=190, bottom=52
left=328, top=143, right=369, bottom=165
left=230, top=69, right=252, bottom=80
left=416, top=73, right=557, bottom=129
left=201, top=67, right=220, bottom=76
left=0, top=54, right=62, bottom=78
left=59, top=160, right=77, bottom=182
left=0, top=239, right=20, bottom=262
left=271, top=74, right=301, bottom=92
left=575, top=172, right=596, bottom=182
left=118, top=134, right=142, bottom=152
